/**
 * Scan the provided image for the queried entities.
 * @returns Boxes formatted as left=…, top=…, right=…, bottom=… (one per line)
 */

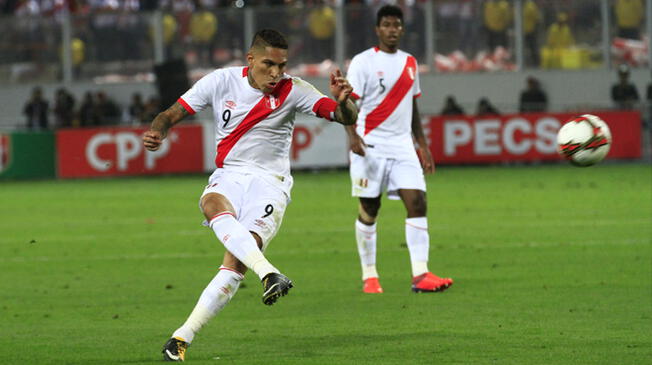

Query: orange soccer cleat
left=363, top=277, right=384, bottom=293
left=411, top=272, right=453, bottom=293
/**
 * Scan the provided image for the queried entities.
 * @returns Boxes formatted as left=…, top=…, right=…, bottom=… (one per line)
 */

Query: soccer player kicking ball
left=345, top=5, right=453, bottom=294
left=143, top=29, right=357, bottom=362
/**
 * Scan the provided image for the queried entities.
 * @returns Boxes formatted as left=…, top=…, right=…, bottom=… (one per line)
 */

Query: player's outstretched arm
left=335, top=98, right=357, bottom=126
left=412, top=99, right=435, bottom=174
left=345, top=125, right=366, bottom=156
left=143, top=102, right=190, bottom=151
left=330, top=69, right=358, bottom=125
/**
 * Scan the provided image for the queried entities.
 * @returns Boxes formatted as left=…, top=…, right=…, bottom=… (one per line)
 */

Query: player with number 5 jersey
left=345, top=5, right=453, bottom=295
left=143, top=29, right=357, bottom=362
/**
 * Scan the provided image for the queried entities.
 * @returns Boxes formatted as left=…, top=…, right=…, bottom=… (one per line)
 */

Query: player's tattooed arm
left=143, top=102, right=189, bottom=151
left=411, top=99, right=435, bottom=174
left=334, top=98, right=358, bottom=126
left=151, top=102, right=189, bottom=138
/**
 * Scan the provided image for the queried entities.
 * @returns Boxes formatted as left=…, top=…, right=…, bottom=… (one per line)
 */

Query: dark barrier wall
left=154, top=59, right=190, bottom=113
left=0, top=131, right=55, bottom=179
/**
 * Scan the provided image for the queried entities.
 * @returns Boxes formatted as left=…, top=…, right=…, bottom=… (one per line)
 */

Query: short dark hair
left=376, top=5, right=403, bottom=26
left=250, top=29, right=288, bottom=50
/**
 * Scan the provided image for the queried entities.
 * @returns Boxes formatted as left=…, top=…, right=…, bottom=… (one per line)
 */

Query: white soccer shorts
left=349, top=151, right=426, bottom=200
left=200, top=169, right=289, bottom=250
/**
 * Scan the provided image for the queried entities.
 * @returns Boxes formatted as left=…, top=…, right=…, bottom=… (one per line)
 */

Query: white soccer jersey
left=347, top=47, right=421, bottom=159
left=178, top=66, right=337, bottom=186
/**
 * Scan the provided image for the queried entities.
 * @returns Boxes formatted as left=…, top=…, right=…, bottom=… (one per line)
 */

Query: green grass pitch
left=1, top=164, right=650, bottom=364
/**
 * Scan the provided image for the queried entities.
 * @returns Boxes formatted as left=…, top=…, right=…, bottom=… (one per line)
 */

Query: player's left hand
left=330, top=68, right=352, bottom=103
left=143, top=130, right=165, bottom=151
left=417, top=146, right=435, bottom=174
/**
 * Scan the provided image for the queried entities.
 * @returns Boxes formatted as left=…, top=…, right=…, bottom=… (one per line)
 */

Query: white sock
left=172, top=266, right=244, bottom=343
left=210, top=212, right=279, bottom=280
left=356, top=219, right=379, bottom=280
left=405, top=217, right=430, bottom=277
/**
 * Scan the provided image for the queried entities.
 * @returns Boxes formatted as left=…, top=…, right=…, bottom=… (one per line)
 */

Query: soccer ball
left=556, top=114, right=612, bottom=167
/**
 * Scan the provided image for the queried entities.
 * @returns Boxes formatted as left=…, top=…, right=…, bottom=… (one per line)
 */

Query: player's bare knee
left=222, top=252, right=248, bottom=275
left=200, top=193, right=234, bottom=219
left=250, top=232, right=264, bottom=250
left=358, top=210, right=375, bottom=225
left=200, top=194, right=219, bottom=216
left=359, top=198, right=380, bottom=224
left=407, top=195, right=427, bottom=217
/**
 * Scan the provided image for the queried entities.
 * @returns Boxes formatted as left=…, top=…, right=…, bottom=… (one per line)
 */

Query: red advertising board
left=429, top=111, right=641, bottom=164
left=57, top=125, right=204, bottom=178
left=289, top=115, right=349, bottom=168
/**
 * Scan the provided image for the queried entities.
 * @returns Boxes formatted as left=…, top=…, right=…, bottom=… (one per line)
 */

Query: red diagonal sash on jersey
left=364, top=56, right=416, bottom=135
left=215, top=78, right=293, bottom=168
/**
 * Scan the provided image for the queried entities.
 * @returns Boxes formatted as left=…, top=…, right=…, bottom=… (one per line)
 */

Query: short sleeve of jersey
left=291, top=77, right=334, bottom=119
left=413, top=58, right=421, bottom=98
left=178, top=71, right=219, bottom=114
left=347, top=54, right=366, bottom=101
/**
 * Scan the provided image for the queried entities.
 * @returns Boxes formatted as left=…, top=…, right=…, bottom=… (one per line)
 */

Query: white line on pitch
left=0, top=238, right=648, bottom=263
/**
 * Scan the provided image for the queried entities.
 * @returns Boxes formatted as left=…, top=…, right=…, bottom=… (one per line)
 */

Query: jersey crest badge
left=265, top=95, right=280, bottom=110
left=225, top=100, right=236, bottom=109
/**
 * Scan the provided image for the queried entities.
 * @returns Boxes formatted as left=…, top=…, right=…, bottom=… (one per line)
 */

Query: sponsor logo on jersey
left=225, top=100, right=236, bottom=109
left=0, top=133, right=10, bottom=173
left=254, top=219, right=268, bottom=229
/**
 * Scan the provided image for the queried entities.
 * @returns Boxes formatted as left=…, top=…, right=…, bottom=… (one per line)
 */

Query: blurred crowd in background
left=22, top=64, right=650, bottom=130
left=0, top=0, right=648, bottom=81
left=23, top=86, right=160, bottom=129
left=434, top=0, right=647, bottom=71
left=1, top=0, right=650, bottom=129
